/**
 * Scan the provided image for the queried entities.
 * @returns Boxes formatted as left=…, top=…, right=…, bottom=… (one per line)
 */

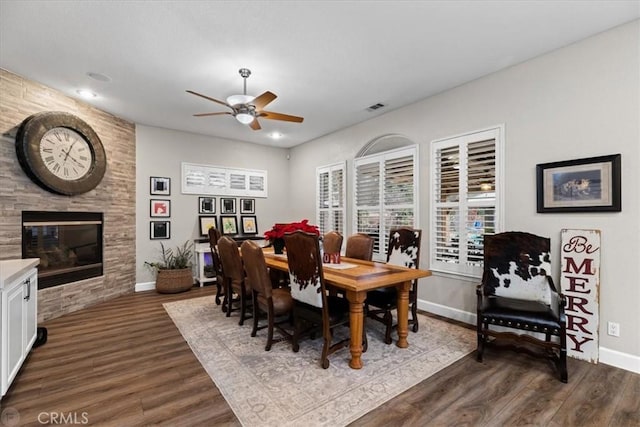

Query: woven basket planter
left=155, top=268, right=193, bottom=294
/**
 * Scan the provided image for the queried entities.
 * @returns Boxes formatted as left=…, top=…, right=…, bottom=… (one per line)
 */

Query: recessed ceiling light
left=76, top=89, right=97, bottom=99
left=269, top=132, right=283, bottom=139
left=86, top=72, right=111, bottom=82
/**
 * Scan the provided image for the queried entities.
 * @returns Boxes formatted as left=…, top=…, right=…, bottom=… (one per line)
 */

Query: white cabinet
left=1, top=259, right=38, bottom=398
left=194, top=243, right=216, bottom=287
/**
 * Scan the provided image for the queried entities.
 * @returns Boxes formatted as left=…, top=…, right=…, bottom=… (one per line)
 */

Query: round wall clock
left=15, top=111, right=107, bottom=196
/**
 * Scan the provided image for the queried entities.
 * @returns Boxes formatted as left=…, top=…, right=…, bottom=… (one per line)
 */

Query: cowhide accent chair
left=477, top=231, right=568, bottom=383
left=217, top=236, right=252, bottom=325
left=322, top=230, right=343, bottom=255
left=345, top=233, right=374, bottom=261
left=284, top=230, right=366, bottom=369
left=208, top=227, right=225, bottom=308
left=241, top=240, right=293, bottom=351
left=365, top=227, right=422, bottom=344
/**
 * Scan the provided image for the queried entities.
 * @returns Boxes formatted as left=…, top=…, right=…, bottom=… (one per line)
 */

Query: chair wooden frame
left=284, top=230, right=366, bottom=369
left=241, top=240, right=293, bottom=351
left=208, top=228, right=225, bottom=308
left=366, top=228, right=422, bottom=344
left=217, top=236, right=252, bottom=325
left=476, top=231, right=568, bottom=383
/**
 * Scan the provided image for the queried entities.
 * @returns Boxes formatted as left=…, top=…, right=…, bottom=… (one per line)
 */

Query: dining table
left=262, top=249, right=432, bottom=369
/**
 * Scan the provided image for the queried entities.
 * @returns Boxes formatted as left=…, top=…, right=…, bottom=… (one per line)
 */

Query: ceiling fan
left=187, top=68, right=304, bottom=131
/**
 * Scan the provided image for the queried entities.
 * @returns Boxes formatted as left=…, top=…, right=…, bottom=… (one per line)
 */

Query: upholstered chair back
left=284, top=231, right=325, bottom=308
left=218, top=236, right=243, bottom=283
left=345, top=233, right=374, bottom=261
left=386, top=228, right=422, bottom=269
left=241, top=240, right=272, bottom=299
left=322, top=231, right=343, bottom=254
left=483, top=232, right=553, bottom=305
left=208, top=227, right=224, bottom=278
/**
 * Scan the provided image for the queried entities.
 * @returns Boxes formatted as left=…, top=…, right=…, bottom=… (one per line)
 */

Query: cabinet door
left=24, top=272, right=37, bottom=350
left=6, top=282, right=25, bottom=386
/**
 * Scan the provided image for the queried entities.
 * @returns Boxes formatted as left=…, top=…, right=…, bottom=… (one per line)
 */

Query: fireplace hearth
left=22, top=211, right=103, bottom=289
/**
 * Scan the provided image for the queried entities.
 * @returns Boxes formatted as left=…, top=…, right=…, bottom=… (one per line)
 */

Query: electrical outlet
left=607, top=321, right=620, bottom=337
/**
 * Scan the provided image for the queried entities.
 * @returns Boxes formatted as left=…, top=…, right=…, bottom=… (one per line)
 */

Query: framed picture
left=198, top=196, right=216, bottom=214
left=150, top=221, right=170, bottom=239
left=220, top=216, right=238, bottom=235
left=536, top=154, right=621, bottom=213
left=199, top=215, right=218, bottom=236
left=150, top=176, right=170, bottom=196
left=241, top=215, right=258, bottom=234
left=221, top=198, right=236, bottom=214
left=150, top=199, right=171, bottom=217
left=240, top=198, right=255, bottom=214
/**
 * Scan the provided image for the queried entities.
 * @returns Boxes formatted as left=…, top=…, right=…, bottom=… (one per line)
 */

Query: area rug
left=164, top=296, right=475, bottom=427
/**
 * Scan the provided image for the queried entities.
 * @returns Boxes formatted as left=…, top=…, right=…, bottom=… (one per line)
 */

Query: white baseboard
left=417, top=298, right=639, bottom=374
left=599, top=347, right=640, bottom=374
left=418, top=298, right=476, bottom=326
left=135, top=281, right=156, bottom=292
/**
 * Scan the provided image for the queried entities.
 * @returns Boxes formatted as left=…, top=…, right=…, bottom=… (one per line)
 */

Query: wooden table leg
left=345, top=290, right=366, bottom=369
left=396, top=281, right=411, bottom=348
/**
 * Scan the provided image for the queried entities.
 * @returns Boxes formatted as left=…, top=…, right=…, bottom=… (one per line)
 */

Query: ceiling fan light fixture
left=235, top=112, right=254, bottom=124
left=226, top=94, right=254, bottom=106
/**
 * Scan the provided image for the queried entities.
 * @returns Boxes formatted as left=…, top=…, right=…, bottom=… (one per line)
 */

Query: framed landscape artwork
left=221, top=216, right=238, bottom=235
left=199, top=216, right=217, bottom=236
left=241, top=216, right=258, bottom=234
left=536, top=154, right=621, bottom=213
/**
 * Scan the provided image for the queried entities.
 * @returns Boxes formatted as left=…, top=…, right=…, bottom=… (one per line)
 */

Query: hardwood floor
left=2, top=287, right=638, bottom=426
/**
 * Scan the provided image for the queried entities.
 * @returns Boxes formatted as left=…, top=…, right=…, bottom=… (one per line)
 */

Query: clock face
left=15, top=112, right=107, bottom=196
left=39, top=127, right=94, bottom=181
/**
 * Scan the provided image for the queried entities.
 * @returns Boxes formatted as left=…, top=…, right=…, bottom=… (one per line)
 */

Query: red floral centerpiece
left=264, top=219, right=320, bottom=254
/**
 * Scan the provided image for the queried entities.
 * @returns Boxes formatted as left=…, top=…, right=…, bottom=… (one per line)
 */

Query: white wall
left=289, top=21, right=640, bottom=362
left=135, top=125, right=292, bottom=284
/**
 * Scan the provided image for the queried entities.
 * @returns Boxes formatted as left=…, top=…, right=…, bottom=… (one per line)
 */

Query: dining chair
left=217, top=235, right=252, bottom=325
left=284, top=230, right=365, bottom=369
left=477, top=231, right=568, bottom=382
left=208, top=227, right=225, bottom=308
left=241, top=240, right=294, bottom=351
left=345, top=233, right=374, bottom=261
left=365, top=227, right=422, bottom=344
left=322, top=230, right=343, bottom=255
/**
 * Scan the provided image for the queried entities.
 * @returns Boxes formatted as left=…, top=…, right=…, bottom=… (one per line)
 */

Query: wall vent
left=367, top=103, right=386, bottom=112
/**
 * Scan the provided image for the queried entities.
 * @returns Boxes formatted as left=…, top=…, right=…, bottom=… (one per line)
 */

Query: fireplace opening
left=22, top=211, right=103, bottom=290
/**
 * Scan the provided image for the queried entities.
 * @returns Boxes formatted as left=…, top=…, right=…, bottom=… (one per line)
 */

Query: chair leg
left=292, top=312, right=301, bottom=353
left=225, top=283, right=233, bottom=317
left=251, top=294, right=259, bottom=338
left=476, top=320, right=485, bottom=362
left=265, top=305, right=275, bottom=351
left=321, top=329, right=332, bottom=369
left=410, top=301, right=419, bottom=333
left=215, top=281, right=222, bottom=305
left=559, top=330, right=568, bottom=383
left=362, top=314, right=368, bottom=353
left=383, top=310, right=393, bottom=345
left=239, top=291, right=247, bottom=326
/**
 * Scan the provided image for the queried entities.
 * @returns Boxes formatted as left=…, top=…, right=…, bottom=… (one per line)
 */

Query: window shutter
left=316, top=162, right=346, bottom=238
left=430, top=127, right=503, bottom=277
left=354, top=146, right=417, bottom=259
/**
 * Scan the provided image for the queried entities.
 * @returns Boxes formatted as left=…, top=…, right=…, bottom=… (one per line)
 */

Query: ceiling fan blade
left=259, top=110, right=304, bottom=123
left=186, top=90, right=230, bottom=108
left=249, top=118, right=262, bottom=131
left=251, top=91, right=277, bottom=110
left=193, top=112, right=233, bottom=117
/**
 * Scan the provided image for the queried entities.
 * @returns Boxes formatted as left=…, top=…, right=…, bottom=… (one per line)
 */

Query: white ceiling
left=1, top=1, right=638, bottom=148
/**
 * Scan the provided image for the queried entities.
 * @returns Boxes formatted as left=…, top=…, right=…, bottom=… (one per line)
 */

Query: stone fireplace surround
left=0, top=69, right=136, bottom=322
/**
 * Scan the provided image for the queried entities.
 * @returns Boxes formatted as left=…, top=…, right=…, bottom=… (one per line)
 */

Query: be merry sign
left=561, top=229, right=600, bottom=363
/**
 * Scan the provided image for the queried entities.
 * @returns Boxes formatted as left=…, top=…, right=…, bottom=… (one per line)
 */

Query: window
left=353, top=146, right=418, bottom=260
left=430, top=126, right=504, bottom=277
left=316, top=162, right=346, bottom=238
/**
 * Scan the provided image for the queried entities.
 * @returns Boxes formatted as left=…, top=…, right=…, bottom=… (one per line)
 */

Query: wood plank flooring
left=1, top=287, right=637, bottom=426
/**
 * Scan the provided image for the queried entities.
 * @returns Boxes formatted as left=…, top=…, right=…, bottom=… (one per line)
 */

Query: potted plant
left=144, top=240, right=194, bottom=293
left=264, top=219, right=320, bottom=254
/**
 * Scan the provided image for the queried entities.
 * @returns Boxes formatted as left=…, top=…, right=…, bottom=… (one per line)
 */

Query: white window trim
left=316, top=161, right=347, bottom=238
left=429, top=125, right=505, bottom=279
left=353, top=145, right=419, bottom=261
